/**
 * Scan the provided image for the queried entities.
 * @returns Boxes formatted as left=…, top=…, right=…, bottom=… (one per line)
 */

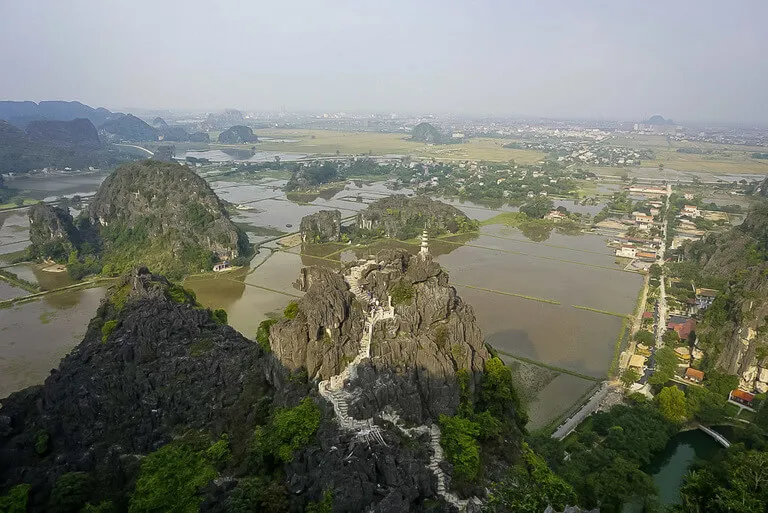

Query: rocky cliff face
left=0, top=263, right=524, bottom=513
left=683, top=204, right=768, bottom=391
left=89, top=160, right=251, bottom=272
left=218, top=125, right=258, bottom=144
left=27, top=204, right=81, bottom=260
left=300, top=210, right=342, bottom=243
left=0, top=268, right=287, bottom=511
left=358, top=195, right=477, bottom=240
left=274, top=249, right=490, bottom=424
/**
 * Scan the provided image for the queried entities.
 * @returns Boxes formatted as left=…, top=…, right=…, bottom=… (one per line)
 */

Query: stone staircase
left=318, top=259, right=394, bottom=432
left=319, top=260, right=478, bottom=511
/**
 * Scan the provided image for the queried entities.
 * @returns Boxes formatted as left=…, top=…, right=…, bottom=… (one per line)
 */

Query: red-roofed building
left=668, top=318, right=697, bottom=341
left=729, top=389, right=755, bottom=408
left=642, top=312, right=654, bottom=320
left=684, top=368, right=705, bottom=383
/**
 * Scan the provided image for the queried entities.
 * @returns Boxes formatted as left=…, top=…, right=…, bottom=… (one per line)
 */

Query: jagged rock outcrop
left=358, top=195, right=477, bottom=240
left=152, top=145, right=175, bottom=162
left=682, top=203, right=768, bottom=391
left=87, top=160, right=251, bottom=274
left=218, top=125, right=258, bottom=144
left=300, top=210, right=342, bottom=243
left=0, top=268, right=286, bottom=511
left=412, top=122, right=444, bottom=144
left=27, top=204, right=81, bottom=260
left=275, top=249, right=490, bottom=424
left=0, top=265, right=514, bottom=513
left=756, top=177, right=768, bottom=197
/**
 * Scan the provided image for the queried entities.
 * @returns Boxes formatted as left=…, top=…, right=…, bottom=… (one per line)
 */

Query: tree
left=128, top=436, right=218, bottom=513
left=520, top=196, right=554, bottom=219
left=621, top=368, right=641, bottom=388
left=635, top=330, right=655, bottom=345
left=438, top=414, right=481, bottom=482
left=679, top=450, right=768, bottom=513
left=649, top=264, right=662, bottom=279
left=649, top=346, right=678, bottom=385
left=486, top=444, right=576, bottom=513
left=662, top=329, right=681, bottom=346
left=657, top=386, right=688, bottom=423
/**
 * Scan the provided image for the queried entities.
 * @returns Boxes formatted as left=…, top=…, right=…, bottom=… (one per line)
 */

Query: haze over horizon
left=1, top=0, right=766, bottom=124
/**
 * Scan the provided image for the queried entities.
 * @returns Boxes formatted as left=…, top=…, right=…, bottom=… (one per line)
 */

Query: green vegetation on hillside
left=128, top=434, right=222, bottom=513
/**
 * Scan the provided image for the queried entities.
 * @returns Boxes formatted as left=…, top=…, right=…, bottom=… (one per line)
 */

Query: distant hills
left=218, top=125, right=258, bottom=144
left=0, top=119, right=118, bottom=174
left=644, top=115, right=675, bottom=125
left=0, top=100, right=117, bottom=128
left=99, top=114, right=159, bottom=142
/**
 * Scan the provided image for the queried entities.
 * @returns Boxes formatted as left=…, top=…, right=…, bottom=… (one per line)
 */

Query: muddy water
left=0, top=281, right=25, bottom=301
left=5, top=263, right=74, bottom=290
left=5, top=172, right=109, bottom=200
left=0, top=287, right=107, bottom=398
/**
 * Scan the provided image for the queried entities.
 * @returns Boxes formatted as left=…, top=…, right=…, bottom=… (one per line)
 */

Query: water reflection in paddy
left=0, top=287, right=107, bottom=398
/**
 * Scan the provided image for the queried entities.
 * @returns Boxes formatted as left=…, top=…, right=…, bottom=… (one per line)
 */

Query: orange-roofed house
left=668, top=318, right=697, bottom=341
left=684, top=368, right=704, bottom=383
left=728, top=389, right=755, bottom=409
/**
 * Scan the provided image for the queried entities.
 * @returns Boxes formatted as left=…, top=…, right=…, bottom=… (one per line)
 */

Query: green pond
left=645, top=429, right=722, bottom=506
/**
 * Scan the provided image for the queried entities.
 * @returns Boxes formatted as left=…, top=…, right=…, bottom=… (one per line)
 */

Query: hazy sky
left=1, top=0, right=766, bottom=122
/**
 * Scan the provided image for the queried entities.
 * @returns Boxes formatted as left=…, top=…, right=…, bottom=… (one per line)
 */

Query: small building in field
left=213, top=261, right=231, bottom=272
left=681, top=205, right=701, bottom=218
left=728, top=389, right=755, bottom=409
left=545, top=210, right=567, bottom=222
left=684, top=368, right=704, bottom=383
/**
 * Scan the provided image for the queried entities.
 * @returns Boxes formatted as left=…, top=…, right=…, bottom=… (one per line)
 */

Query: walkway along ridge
left=317, top=258, right=480, bottom=511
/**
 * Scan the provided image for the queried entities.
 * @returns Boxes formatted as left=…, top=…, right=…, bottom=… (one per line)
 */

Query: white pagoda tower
left=419, top=229, right=430, bottom=258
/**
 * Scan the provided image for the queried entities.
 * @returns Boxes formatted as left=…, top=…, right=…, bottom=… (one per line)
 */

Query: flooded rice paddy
left=0, top=172, right=641, bottom=430
left=0, top=287, right=107, bottom=398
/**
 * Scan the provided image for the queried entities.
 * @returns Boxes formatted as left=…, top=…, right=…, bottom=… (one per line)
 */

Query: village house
left=213, top=261, right=231, bottom=272
left=728, top=389, right=755, bottom=410
left=633, top=212, right=655, bottom=224
left=684, top=367, right=704, bottom=383
left=636, top=343, right=651, bottom=356
left=681, top=205, right=701, bottom=218
left=628, top=185, right=667, bottom=195
left=636, top=250, right=657, bottom=261
left=668, top=316, right=697, bottom=341
left=629, top=354, right=647, bottom=372
left=544, top=210, right=567, bottom=222
left=674, top=346, right=691, bottom=363
left=649, top=207, right=660, bottom=216
left=616, top=245, right=637, bottom=258
left=695, top=288, right=718, bottom=310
